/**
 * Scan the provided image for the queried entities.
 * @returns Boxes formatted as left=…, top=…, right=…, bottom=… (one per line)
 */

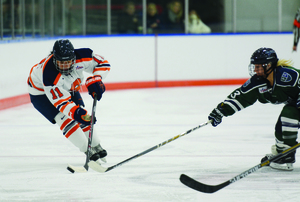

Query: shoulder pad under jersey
left=275, top=66, right=299, bottom=87
left=240, top=75, right=268, bottom=93
left=43, top=57, right=61, bottom=87
left=74, top=48, right=93, bottom=61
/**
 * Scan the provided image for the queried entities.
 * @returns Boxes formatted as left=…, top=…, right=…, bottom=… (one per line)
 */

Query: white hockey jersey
left=28, top=48, right=110, bottom=118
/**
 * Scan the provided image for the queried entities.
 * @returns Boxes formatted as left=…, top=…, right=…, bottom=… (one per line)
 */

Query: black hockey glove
left=85, top=75, right=105, bottom=101
left=208, top=103, right=225, bottom=127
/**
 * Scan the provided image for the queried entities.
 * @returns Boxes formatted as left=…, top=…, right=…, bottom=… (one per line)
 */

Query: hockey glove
left=85, top=75, right=105, bottom=101
left=208, top=103, right=225, bottom=127
left=73, top=107, right=96, bottom=125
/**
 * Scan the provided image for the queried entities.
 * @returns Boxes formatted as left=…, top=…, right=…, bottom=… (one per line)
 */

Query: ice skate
left=85, top=148, right=101, bottom=165
left=93, top=144, right=107, bottom=163
left=261, top=145, right=296, bottom=171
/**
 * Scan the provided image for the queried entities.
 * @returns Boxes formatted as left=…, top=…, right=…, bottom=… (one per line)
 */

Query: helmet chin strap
left=263, top=63, right=275, bottom=79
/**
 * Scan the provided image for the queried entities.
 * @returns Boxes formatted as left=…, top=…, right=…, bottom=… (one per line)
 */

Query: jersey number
left=230, top=90, right=240, bottom=99
left=50, top=87, right=64, bottom=100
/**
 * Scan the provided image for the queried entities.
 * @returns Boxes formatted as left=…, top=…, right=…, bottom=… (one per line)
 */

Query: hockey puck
left=67, top=166, right=75, bottom=173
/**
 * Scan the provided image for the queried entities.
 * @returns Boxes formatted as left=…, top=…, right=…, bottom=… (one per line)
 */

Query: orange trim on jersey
left=53, top=73, right=62, bottom=85
left=60, top=118, right=72, bottom=131
left=76, top=58, right=93, bottom=63
left=94, top=67, right=111, bottom=71
left=294, top=19, right=300, bottom=28
left=54, top=96, right=71, bottom=108
left=29, top=64, right=37, bottom=74
left=60, top=101, right=74, bottom=112
left=93, top=56, right=109, bottom=64
left=42, top=55, right=53, bottom=74
left=28, top=64, right=44, bottom=92
left=93, top=67, right=111, bottom=74
left=65, top=124, right=80, bottom=138
left=100, top=60, right=109, bottom=64
left=93, top=57, right=101, bottom=64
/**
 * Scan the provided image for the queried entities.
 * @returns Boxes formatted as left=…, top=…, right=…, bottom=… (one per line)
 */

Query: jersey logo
left=76, top=66, right=84, bottom=70
left=242, top=79, right=251, bottom=88
left=259, top=86, right=269, bottom=93
left=281, top=72, right=292, bottom=82
left=70, top=79, right=82, bottom=92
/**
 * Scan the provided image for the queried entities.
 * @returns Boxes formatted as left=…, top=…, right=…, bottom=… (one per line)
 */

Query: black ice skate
left=93, top=144, right=107, bottom=163
left=261, top=145, right=296, bottom=171
left=85, top=146, right=103, bottom=165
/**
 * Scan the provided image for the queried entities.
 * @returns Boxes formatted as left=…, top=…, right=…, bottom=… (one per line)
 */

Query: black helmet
left=250, top=47, right=278, bottom=65
left=52, top=39, right=76, bottom=75
left=249, top=47, right=278, bottom=79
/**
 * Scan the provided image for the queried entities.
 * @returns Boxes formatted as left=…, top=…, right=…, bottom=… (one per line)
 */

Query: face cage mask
left=53, top=57, right=76, bottom=75
left=248, top=63, right=270, bottom=79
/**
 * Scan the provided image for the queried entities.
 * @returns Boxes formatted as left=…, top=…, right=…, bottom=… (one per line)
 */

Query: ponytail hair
left=277, top=59, right=294, bottom=67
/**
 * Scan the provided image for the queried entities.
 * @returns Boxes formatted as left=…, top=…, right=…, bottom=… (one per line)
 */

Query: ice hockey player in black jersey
left=28, top=39, right=111, bottom=165
left=208, top=47, right=298, bottom=171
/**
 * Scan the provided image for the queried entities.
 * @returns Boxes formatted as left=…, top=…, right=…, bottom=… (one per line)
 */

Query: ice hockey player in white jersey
left=293, top=8, right=300, bottom=51
left=27, top=39, right=110, bottom=164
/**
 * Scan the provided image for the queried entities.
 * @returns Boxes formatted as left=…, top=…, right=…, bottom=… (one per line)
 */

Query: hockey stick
left=87, top=120, right=213, bottom=173
left=180, top=141, right=300, bottom=193
left=67, top=94, right=98, bottom=173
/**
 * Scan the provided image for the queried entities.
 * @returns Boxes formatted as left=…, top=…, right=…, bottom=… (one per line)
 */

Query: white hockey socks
left=81, top=124, right=101, bottom=147
left=54, top=112, right=88, bottom=153
left=81, top=127, right=107, bottom=163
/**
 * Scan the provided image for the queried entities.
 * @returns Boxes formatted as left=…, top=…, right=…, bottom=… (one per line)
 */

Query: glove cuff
left=215, top=108, right=224, bottom=117
left=85, top=75, right=102, bottom=87
left=69, top=105, right=80, bottom=119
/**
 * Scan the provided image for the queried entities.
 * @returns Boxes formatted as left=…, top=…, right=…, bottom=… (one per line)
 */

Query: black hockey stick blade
left=180, top=174, right=229, bottom=193
left=180, top=142, right=300, bottom=193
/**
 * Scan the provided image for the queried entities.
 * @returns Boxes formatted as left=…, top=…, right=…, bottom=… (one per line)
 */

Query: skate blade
left=269, top=162, right=293, bottom=171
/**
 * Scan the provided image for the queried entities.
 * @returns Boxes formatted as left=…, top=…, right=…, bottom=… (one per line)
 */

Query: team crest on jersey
left=243, top=79, right=251, bottom=87
left=70, top=79, right=82, bottom=92
left=281, top=72, right=292, bottom=82
left=258, top=86, right=269, bottom=93
left=76, top=66, right=84, bottom=70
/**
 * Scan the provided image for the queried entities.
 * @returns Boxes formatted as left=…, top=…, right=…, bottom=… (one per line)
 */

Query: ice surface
left=0, top=86, right=299, bottom=202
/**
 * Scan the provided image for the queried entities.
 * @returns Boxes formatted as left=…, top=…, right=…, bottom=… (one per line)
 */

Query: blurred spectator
left=2, top=0, right=20, bottom=34
left=117, top=1, right=141, bottom=34
left=161, top=0, right=184, bottom=33
left=146, top=3, right=162, bottom=34
left=293, top=8, right=300, bottom=51
left=188, top=9, right=211, bottom=34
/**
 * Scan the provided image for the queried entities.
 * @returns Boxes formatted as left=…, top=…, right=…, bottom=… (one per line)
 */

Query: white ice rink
left=0, top=86, right=299, bottom=202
